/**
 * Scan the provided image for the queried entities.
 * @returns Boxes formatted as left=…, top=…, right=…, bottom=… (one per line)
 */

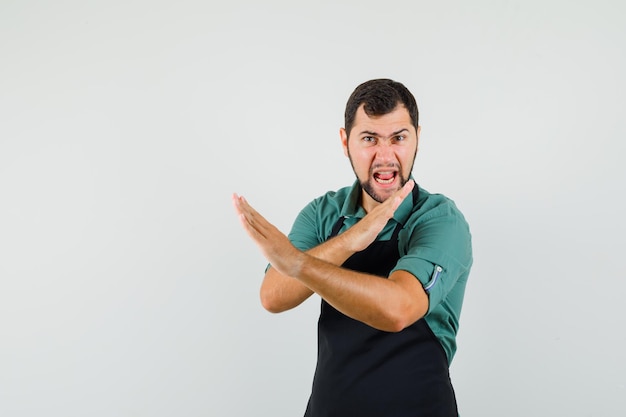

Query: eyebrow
left=359, top=128, right=410, bottom=137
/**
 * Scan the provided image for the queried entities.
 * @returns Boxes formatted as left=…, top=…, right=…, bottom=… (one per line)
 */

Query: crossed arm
left=232, top=181, right=429, bottom=332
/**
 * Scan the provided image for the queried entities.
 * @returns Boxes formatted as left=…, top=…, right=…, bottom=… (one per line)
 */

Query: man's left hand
left=232, top=194, right=303, bottom=277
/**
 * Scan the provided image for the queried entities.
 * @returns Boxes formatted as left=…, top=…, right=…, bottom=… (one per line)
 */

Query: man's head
left=340, top=79, right=420, bottom=212
left=344, top=79, right=419, bottom=138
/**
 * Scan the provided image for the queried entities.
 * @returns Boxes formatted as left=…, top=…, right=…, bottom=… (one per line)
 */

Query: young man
left=233, top=79, right=472, bottom=417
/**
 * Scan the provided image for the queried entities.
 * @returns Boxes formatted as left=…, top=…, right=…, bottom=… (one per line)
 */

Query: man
left=233, top=79, right=472, bottom=416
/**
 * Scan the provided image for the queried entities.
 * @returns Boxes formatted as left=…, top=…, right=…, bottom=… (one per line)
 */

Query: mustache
left=369, top=162, right=401, bottom=173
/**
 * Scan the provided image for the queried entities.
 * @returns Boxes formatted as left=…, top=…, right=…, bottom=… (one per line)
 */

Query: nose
left=374, top=142, right=396, bottom=164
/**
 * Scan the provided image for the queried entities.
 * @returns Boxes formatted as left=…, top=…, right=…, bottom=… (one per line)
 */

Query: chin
left=361, top=180, right=403, bottom=204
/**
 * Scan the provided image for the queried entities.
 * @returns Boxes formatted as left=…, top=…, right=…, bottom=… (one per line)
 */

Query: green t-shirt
left=288, top=180, right=473, bottom=363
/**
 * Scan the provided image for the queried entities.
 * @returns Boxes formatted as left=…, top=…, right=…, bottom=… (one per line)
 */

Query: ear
left=340, top=127, right=349, bottom=157
left=416, top=125, right=421, bottom=153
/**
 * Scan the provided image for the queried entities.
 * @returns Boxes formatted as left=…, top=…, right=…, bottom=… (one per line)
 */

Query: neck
left=360, top=191, right=380, bottom=214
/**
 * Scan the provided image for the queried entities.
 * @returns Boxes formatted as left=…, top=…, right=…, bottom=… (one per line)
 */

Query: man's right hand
left=340, top=180, right=415, bottom=253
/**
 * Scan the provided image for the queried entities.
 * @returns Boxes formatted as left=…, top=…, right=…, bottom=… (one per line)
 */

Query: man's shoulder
left=289, top=184, right=354, bottom=248
left=306, top=184, right=354, bottom=213
left=401, top=186, right=473, bottom=270
left=412, top=187, right=469, bottom=225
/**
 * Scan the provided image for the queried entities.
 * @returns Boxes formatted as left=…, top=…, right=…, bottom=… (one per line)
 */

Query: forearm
left=260, top=233, right=356, bottom=313
left=293, top=254, right=427, bottom=332
left=234, top=183, right=420, bottom=319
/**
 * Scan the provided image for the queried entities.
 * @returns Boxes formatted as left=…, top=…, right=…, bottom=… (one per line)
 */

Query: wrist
left=289, top=249, right=308, bottom=279
left=335, top=228, right=358, bottom=254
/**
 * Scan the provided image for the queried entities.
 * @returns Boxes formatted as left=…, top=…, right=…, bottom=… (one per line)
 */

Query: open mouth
left=373, top=171, right=397, bottom=185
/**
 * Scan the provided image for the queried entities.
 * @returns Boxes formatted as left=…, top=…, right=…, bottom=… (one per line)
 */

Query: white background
left=1, top=1, right=625, bottom=416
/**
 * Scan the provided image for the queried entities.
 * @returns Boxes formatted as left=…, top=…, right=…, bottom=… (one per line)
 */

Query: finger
left=233, top=194, right=258, bottom=222
left=387, top=180, right=415, bottom=211
left=233, top=194, right=271, bottom=239
left=240, top=198, right=270, bottom=235
left=238, top=212, right=268, bottom=241
left=233, top=193, right=251, bottom=211
left=382, top=180, right=414, bottom=206
left=388, top=180, right=415, bottom=204
left=397, top=179, right=415, bottom=199
left=232, top=193, right=250, bottom=217
left=232, top=193, right=241, bottom=213
left=238, top=196, right=263, bottom=221
left=237, top=205, right=270, bottom=242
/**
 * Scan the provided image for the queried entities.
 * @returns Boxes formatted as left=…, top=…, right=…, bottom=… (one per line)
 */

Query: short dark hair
left=344, top=79, right=419, bottom=137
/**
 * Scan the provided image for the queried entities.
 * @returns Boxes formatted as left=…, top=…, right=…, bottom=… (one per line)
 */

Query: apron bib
left=304, top=212, right=458, bottom=417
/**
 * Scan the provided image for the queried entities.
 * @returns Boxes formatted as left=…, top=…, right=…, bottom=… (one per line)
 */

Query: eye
left=362, top=136, right=376, bottom=143
left=394, top=135, right=406, bottom=142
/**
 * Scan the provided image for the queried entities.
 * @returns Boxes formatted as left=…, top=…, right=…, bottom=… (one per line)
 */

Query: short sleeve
left=391, top=201, right=473, bottom=314
left=287, top=199, right=323, bottom=251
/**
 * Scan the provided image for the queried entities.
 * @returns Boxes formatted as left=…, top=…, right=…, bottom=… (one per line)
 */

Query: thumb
left=390, top=180, right=415, bottom=211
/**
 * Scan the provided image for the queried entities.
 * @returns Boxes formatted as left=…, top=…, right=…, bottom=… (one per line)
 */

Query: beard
left=360, top=166, right=409, bottom=203
left=346, top=146, right=417, bottom=204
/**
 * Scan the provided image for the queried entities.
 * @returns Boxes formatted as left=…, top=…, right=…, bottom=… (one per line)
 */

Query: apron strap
left=328, top=216, right=346, bottom=239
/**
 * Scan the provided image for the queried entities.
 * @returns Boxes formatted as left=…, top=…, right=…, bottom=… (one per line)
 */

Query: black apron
left=304, top=197, right=458, bottom=417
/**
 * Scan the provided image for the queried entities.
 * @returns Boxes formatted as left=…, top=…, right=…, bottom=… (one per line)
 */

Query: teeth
left=374, top=172, right=396, bottom=184
left=374, top=175, right=396, bottom=184
left=375, top=177, right=394, bottom=184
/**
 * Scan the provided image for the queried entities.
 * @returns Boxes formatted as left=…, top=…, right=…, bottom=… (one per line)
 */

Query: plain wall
left=1, top=1, right=625, bottom=416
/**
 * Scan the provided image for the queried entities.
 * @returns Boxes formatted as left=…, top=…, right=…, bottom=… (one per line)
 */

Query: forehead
left=351, top=104, right=414, bottom=136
